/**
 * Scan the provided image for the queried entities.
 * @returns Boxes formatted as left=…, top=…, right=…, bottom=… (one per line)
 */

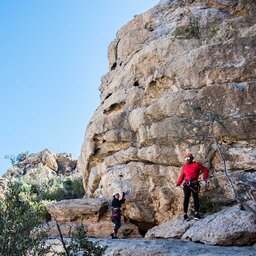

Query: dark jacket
left=111, top=193, right=125, bottom=217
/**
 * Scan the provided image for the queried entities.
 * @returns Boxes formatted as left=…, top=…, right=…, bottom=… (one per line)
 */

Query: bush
left=57, top=225, right=107, bottom=256
left=173, top=17, right=200, bottom=39
left=19, top=174, right=84, bottom=201
left=4, top=151, right=29, bottom=165
left=0, top=179, right=105, bottom=255
left=8, top=175, right=85, bottom=223
left=0, top=180, right=49, bottom=256
left=200, top=195, right=221, bottom=214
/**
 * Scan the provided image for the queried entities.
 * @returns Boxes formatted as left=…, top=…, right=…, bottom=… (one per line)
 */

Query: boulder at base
left=145, top=217, right=196, bottom=239
left=182, top=205, right=256, bottom=246
left=146, top=205, right=256, bottom=246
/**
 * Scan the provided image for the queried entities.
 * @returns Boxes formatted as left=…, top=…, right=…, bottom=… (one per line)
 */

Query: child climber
left=111, top=192, right=126, bottom=239
left=177, top=153, right=209, bottom=221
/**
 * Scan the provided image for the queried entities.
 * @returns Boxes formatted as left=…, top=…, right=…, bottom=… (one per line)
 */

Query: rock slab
left=146, top=205, right=256, bottom=246
left=46, top=198, right=141, bottom=239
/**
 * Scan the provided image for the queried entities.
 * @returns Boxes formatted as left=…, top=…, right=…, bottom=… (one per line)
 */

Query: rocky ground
left=101, top=239, right=256, bottom=256
left=47, top=237, right=256, bottom=256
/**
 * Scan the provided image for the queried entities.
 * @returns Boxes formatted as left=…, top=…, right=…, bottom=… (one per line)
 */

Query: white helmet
left=113, top=192, right=120, bottom=196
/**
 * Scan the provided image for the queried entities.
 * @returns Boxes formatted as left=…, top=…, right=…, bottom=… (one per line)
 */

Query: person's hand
left=206, top=180, right=212, bottom=189
left=204, top=180, right=210, bottom=186
left=176, top=184, right=182, bottom=190
left=202, top=180, right=211, bottom=190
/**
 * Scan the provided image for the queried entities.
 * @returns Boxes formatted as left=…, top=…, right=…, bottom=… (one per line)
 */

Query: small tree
left=0, top=180, right=49, bottom=256
left=4, top=154, right=17, bottom=165
left=56, top=223, right=107, bottom=256
left=4, top=151, right=29, bottom=165
left=175, top=105, right=256, bottom=214
left=0, top=179, right=105, bottom=255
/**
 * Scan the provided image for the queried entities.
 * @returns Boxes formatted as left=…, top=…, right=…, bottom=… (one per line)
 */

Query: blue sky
left=0, top=1, right=157, bottom=175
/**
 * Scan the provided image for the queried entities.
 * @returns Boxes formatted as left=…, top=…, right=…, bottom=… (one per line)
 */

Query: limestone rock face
left=78, top=0, right=256, bottom=232
left=46, top=198, right=141, bottom=238
left=56, top=153, right=78, bottom=176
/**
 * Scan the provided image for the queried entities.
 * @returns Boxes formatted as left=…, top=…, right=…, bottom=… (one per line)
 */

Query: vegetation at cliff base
left=0, top=180, right=48, bottom=255
left=0, top=175, right=105, bottom=255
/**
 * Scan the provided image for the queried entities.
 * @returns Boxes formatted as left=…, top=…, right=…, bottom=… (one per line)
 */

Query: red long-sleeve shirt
left=177, top=162, right=209, bottom=186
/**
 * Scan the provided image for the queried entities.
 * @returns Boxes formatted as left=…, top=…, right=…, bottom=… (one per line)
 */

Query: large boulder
left=145, top=217, right=196, bottom=239
left=145, top=205, right=256, bottom=245
left=47, top=198, right=109, bottom=223
left=78, top=0, right=256, bottom=232
left=182, top=205, right=256, bottom=245
left=56, top=153, right=78, bottom=176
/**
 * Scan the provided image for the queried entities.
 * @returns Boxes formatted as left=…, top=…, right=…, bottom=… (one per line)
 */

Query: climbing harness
left=111, top=208, right=121, bottom=217
left=184, top=178, right=210, bottom=194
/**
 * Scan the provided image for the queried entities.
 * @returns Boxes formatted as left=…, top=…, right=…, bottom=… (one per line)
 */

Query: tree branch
left=56, top=221, right=70, bottom=256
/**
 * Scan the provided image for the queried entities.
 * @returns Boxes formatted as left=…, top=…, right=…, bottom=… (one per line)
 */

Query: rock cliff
left=4, top=149, right=79, bottom=179
left=1, top=149, right=80, bottom=196
left=78, top=0, right=256, bottom=234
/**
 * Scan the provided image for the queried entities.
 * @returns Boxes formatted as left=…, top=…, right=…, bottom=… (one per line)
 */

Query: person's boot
left=194, top=212, right=202, bottom=220
left=184, top=213, right=189, bottom=221
left=111, top=231, right=118, bottom=239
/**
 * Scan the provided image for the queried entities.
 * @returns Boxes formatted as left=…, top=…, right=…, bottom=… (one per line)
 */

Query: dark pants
left=112, top=216, right=121, bottom=232
left=183, top=183, right=200, bottom=214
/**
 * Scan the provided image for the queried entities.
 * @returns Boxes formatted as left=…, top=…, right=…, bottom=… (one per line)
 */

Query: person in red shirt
left=177, top=153, right=209, bottom=221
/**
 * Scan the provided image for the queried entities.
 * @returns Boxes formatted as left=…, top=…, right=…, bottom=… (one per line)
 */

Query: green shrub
left=209, top=27, right=219, bottom=38
left=58, top=225, right=107, bottom=256
left=9, top=175, right=84, bottom=224
left=4, top=151, right=29, bottom=164
left=173, top=17, right=200, bottom=39
left=0, top=174, right=85, bottom=229
left=0, top=180, right=106, bottom=255
left=0, top=180, right=49, bottom=256
left=19, top=174, right=84, bottom=201
left=200, top=195, right=221, bottom=214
